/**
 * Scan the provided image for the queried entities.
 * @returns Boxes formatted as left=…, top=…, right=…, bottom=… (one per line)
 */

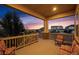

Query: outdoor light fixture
left=53, top=7, right=57, bottom=11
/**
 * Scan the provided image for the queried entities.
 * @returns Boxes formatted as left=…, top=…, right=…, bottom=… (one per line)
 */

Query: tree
left=0, top=11, right=25, bottom=37
left=12, top=11, right=25, bottom=36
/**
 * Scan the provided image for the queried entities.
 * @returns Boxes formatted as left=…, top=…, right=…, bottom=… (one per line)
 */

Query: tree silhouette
left=0, top=11, right=25, bottom=37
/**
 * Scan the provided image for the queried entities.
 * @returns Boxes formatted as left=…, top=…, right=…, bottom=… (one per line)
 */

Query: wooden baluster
left=21, top=37, right=22, bottom=46
left=35, top=35, right=36, bottom=41
left=11, top=39, right=13, bottom=48
left=17, top=38, right=18, bottom=47
left=25, top=37, right=26, bottom=45
left=11, top=39, right=12, bottom=48
left=5, top=40, right=7, bottom=48
left=27, top=36, right=28, bottom=44
left=30, top=35, right=31, bottom=43
left=18, top=38, right=19, bottom=47
left=15, top=38, right=16, bottom=48
left=29, top=35, right=31, bottom=43
left=8, top=40, right=9, bottom=48
left=9, top=39, right=11, bottom=48
left=34, top=35, right=36, bottom=41
left=26, top=37, right=28, bottom=44
left=24, top=36, right=26, bottom=46
left=17, top=38, right=20, bottom=46
left=20, top=38, right=21, bottom=46
left=18, top=38, right=20, bottom=47
left=25, top=36, right=27, bottom=44
left=22, top=37, right=23, bottom=45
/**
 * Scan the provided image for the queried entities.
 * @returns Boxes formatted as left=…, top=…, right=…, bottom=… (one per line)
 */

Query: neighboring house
left=51, top=26, right=64, bottom=33
left=64, top=25, right=75, bottom=34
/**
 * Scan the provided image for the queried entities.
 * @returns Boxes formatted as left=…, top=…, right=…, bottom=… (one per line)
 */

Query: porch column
left=42, top=20, right=50, bottom=39
left=77, top=5, right=79, bottom=39
left=74, top=5, right=79, bottom=40
left=44, top=20, right=49, bottom=33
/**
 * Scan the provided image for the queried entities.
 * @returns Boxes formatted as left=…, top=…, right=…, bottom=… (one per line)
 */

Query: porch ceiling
left=7, top=4, right=76, bottom=20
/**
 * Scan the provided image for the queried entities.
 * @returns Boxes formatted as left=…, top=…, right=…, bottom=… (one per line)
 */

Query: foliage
left=0, top=11, right=25, bottom=37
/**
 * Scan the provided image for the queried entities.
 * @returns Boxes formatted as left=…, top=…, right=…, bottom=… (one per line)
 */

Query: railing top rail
left=0, top=33, right=38, bottom=40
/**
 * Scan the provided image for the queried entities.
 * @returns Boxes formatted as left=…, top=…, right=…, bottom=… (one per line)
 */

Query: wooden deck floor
left=15, top=39, right=59, bottom=55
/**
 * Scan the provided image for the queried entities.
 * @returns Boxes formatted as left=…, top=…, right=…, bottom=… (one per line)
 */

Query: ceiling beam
left=7, top=4, right=45, bottom=20
left=47, top=10, right=75, bottom=20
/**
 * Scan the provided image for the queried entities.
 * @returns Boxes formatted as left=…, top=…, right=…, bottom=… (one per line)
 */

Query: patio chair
left=59, top=40, right=79, bottom=55
left=63, top=35, right=73, bottom=45
left=55, top=34, right=64, bottom=46
left=0, top=40, right=16, bottom=55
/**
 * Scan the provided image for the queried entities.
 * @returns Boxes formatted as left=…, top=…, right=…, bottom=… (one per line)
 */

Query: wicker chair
left=55, top=34, right=64, bottom=46
left=0, top=40, right=16, bottom=55
left=59, top=40, right=79, bottom=55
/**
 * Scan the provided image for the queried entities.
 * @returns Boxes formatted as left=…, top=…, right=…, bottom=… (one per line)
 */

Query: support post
left=44, top=20, right=49, bottom=33
left=42, top=20, right=50, bottom=39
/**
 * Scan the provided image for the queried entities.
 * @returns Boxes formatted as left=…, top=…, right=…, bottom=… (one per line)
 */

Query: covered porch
left=0, top=4, right=79, bottom=55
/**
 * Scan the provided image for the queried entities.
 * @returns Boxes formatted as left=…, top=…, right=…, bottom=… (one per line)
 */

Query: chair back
left=56, top=34, right=64, bottom=41
left=71, top=39, right=79, bottom=54
left=0, top=40, right=6, bottom=54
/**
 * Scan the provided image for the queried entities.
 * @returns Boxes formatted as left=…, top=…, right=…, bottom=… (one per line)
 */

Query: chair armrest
left=60, top=45, right=72, bottom=53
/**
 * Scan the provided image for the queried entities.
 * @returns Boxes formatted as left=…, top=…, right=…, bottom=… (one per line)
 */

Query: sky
left=0, top=5, right=77, bottom=30
left=48, top=16, right=75, bottom=29
left=0, top=5, right=43, bottom=30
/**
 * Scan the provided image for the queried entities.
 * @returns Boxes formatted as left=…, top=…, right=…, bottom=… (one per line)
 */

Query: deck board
left=15, top=39, right=59, bottom=55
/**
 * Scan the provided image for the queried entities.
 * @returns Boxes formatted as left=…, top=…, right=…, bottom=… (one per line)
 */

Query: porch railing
left=0, top=34, right=38, bottom=49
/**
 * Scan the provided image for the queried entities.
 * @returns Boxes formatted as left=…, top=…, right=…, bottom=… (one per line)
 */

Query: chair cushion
left=59, top=45, right=72, bottom=54
left=72, top=44, right=79, bottom=55
left=5, top=47, right=16, bottom=55
left=59, top=48, right=71, bottom=55
left=0, top=40, right=16, bottom=55
left=0, top=40, right=6, bottom=50
left=56, top=34, right=64, bottom=40
left=0, top=40, right=6, bottom=54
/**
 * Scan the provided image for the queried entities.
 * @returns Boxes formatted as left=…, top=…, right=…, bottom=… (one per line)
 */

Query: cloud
left=48, top=16, right=75, bottom=29
left=24, top=23, right=43, bottom=29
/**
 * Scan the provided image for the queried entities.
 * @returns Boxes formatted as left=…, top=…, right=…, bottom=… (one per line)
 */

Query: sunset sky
left=21, top=15, right=75, bottom=29
left=0, top=5, right=76, bottom=30
left=48, top=16, right=75, bottom=29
